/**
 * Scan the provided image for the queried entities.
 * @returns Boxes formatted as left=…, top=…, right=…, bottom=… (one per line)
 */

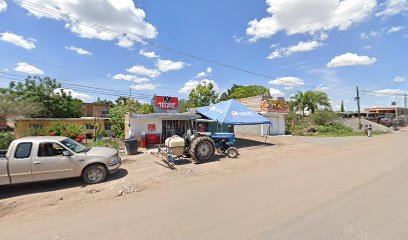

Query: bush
left=88, top=139, right=120, bottom=149
left=23, top=127, right=47, bottom=137
left=310, top=111, right=339, bottom=126
left=314, top=122, right=354, bottom=135
left=0, top=132, right=14, bottom=149
left=47, top=123, right=85, bottom=141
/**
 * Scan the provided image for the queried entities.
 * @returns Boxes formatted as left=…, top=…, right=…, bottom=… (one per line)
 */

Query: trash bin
left=124, top=138, right=138, bottom=155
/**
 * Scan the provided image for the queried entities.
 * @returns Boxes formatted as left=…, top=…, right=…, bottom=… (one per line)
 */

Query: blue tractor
left=159, top=118, right=239, bottom=164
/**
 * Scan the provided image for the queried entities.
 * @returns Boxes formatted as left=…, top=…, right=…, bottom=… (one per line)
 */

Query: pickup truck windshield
left=60, top=138, right=88, bottom=153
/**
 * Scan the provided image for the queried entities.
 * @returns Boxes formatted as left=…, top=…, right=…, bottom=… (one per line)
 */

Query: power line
left=12, top=0, right=392, bottom=99
left=0, top=71, right=155, bottom=98
left=0, top=74, right=154, bottom=100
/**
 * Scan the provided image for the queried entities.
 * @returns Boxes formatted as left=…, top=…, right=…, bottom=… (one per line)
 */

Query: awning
left=196, top=99, right=271, bottom=125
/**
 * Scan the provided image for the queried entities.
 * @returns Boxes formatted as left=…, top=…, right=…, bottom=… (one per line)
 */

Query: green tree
left=107, top=97, right=147, bottom=138
left=93, top=97, right=114, bottom=105
left=188, top=82, right=219, bottom=107
left=0, top=76, right=83, bottom=118
left=178, top=99, right=189, bottom=113
left=0, top=94, right=44, bottom=122
left=305, top=91, right=331, bottom=114
left=220, top=84, right=270, bottom=101
left=340, top=100, right=345, bottom=112
left=290, top=91, right=308, bottom=115
left=290, top=90, right=331, bottom=115
left=139, top=103, right=154, bottom=114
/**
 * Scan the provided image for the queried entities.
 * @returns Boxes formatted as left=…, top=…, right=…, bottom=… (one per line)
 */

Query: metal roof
left=129, top=113, right=200, bottom=120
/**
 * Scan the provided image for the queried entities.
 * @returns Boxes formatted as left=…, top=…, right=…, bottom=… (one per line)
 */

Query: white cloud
left=54, top=88, right=91, bottom=101
left=116, top=37, right=135, bottom=49
left=269, top=88, right=286, bottom=98
left=65, top=46, right=92, bottom=55
left=0, top=0, right=7, bottom=12
left=268, top=40, right=322, bottom=60
left=155, top=59, right=187, bottom=72
left=377, top=0, right=408, bottom=17
left=179, top=79, right=219, bottom=94
left=268, top=77, right=304, bottom=90
left=388, top=26, right=404, bottom=33
left=127, top=65, right=160, bottom=78
left=195, top=67, right=213, bottom=78
left=0, top=32, right=36, bottom=50
left=394, top=76, right=407, bottom=82
left=131, top=83, right=159, bottom=91
left=112, top=74, right=150, bottom=83
left=360, top=31, right=381, bottom=39
left=367, top=89, right=406, bottom=97
left=246, top=0, right=376, bottom=41
left=327, top=53, right=377, bottom=68
left=14, top=62, right=44, bottom=75
left=139, top=49, right=159, bottom=58
left=19, top=0, right=157, bottom=48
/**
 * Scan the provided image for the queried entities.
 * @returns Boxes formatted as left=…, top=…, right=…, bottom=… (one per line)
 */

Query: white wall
left=234, top=112, right=286, bottom=136
left=129, top=118, right=162, bottom=140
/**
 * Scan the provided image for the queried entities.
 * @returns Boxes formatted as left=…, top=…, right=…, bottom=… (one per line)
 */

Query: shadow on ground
left=235, top=138, right=275, bottom=149
left=0, top=169, right=128, bottom=200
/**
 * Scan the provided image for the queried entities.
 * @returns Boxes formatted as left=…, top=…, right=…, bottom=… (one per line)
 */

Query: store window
left=161, top=120, right=189, bottom=143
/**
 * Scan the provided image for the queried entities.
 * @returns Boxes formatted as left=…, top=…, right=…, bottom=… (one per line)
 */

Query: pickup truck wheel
left=82, top=164, right=107, bottom=184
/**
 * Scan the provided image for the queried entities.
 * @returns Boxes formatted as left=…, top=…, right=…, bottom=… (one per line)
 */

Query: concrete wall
left=126, top=117, right=162, bottom=140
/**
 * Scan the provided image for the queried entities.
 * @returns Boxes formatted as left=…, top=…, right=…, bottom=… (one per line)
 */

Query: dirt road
left=1, top=131, right=407, bottom=239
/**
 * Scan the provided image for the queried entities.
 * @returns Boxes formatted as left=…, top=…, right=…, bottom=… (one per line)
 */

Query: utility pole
left=355, top=86, right=362, bottom=130
left=405, top=93, right=407, bottom=125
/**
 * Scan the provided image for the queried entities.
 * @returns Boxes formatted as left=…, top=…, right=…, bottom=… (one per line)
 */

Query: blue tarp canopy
left=196, top=99, right=271, bottom=125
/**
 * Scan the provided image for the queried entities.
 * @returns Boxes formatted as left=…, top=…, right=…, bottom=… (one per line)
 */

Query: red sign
left=148, top=124, right=156, bottom=134
left=155, top=96, right=178, bottom=110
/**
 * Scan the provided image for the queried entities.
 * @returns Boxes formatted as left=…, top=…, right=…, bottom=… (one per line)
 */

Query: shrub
left=314, top=122, right=354, bottom=135
left=47, top=123, right=85, bottom=140
left=88, top=138, right=120, bottom=149
left=23, top=127, right=47, bottom=137
left=0, top=132, right=15, bottom=149
left=310, top=111, right=339, bottom=126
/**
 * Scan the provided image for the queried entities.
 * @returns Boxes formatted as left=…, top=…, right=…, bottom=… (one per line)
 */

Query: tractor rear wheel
left=190, top=136, right=215, bottom=163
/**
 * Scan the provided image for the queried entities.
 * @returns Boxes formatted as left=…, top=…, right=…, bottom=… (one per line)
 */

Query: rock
left=87, top=189, right=101, bottom=194
left=116, top=184, right=139, bottom=197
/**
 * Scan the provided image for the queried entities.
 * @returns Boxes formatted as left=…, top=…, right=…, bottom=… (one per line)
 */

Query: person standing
left=364, top=125, right=368, bottom=136
left=367, top=125, right=373, bottom=137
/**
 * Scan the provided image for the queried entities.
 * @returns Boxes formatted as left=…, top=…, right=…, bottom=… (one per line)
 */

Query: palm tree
left=290, top=91, right=331, bottom=115
left=304, top=91, right=331, bottom=113
left=290, top=91, right=308, bottom=115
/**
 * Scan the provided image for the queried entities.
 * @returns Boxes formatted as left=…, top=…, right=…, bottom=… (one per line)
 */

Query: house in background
left=12, top=117, right=111, bottom=138
left=82, top=103, right=111, bottom=118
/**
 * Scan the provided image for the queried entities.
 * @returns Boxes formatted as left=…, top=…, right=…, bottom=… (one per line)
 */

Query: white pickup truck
left=0, top=136, right=121, bottom=185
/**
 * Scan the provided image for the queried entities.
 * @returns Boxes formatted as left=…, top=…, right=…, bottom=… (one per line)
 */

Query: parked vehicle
left=0, top=136, right=121, bottom=186
left=157, top=118, right=239, bottom=164
left=379, top=117, right=392, bottom=127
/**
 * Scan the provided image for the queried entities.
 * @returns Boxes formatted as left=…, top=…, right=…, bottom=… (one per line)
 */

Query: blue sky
left=0, top=0, right=407, bottom=111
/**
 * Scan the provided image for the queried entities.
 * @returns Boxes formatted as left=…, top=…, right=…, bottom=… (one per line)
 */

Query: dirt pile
left=338, top=118, right=394, bottom=133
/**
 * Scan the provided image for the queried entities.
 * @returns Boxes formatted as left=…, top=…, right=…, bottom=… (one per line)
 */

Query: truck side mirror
left=62, top=151, right=73, bottom=157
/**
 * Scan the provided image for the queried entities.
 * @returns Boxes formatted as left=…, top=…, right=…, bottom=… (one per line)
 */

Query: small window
left=104, top=123, right=112, bottom=130
left=14, top=142, right=32, bottom=159
left=38, top=143, right=65, bottom=157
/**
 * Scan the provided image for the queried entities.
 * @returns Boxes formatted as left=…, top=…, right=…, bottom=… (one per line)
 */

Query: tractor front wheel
left=190, top=137, right=215, bottom=163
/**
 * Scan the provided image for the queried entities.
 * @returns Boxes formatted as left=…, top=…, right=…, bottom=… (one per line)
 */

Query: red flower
left=50, top=132, right=56, bottom=136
